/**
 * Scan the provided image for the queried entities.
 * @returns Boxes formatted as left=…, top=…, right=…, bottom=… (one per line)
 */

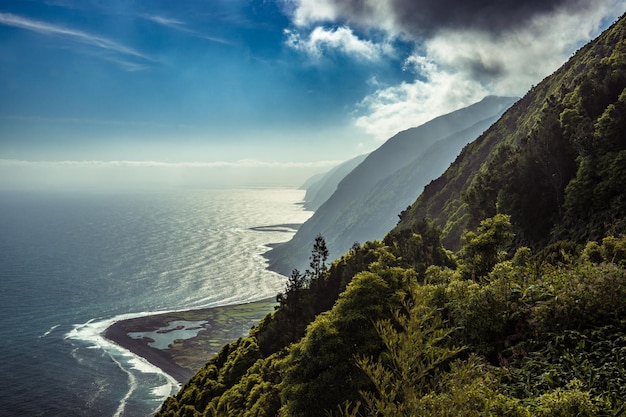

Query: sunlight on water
left=0, top=188, right=311, bottom=417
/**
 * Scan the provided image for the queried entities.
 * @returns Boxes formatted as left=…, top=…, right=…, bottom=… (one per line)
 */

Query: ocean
left=0, top=188, right=311, bottom=417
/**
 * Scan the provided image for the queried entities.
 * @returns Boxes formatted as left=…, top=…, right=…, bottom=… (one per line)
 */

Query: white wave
left=65, top=311, right=169, bottom=364
left=110, top=353, right=137, bottom=417
left=39, top=323, right=60, bottom=338
left=152, top=382, right=174, bottom=398
left=65, top=313, right=180, bottom=416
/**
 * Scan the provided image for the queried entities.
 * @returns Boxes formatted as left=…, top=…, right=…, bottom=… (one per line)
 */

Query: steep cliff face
left=267, top=96, right=517, bottom=275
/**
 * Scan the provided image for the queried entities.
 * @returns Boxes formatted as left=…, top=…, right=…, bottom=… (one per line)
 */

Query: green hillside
left=156, top=13, right=626, bottom=417
left=399, top=12, right=626, bottom=250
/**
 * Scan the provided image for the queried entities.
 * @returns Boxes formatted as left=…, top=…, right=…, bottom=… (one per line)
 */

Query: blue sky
left=1, top=0, right=624, bottom=188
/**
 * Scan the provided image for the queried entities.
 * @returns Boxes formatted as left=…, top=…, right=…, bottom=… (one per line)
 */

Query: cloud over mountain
left=283, top=0, right=626, bottom=140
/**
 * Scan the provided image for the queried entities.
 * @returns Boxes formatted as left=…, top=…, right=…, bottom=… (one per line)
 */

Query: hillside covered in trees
left=399, top=10, right=626, bottom=251
left=156, top=13, right=626, bottom=417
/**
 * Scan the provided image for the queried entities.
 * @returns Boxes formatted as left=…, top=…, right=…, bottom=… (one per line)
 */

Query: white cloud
left=284, top=0, right=397, bottom=35
left=285, top=26, right=393, bottom=61
left=144, top=15, right=186, bottom=28
left=351, top=0, right=626, bottom=140
left=141, top=14, right=233, bottom=45
left=284, top=0, right=340, bottom=27
left=354, top=60, right=488, bottom=140
left=0, top=12, right=154, bottom=69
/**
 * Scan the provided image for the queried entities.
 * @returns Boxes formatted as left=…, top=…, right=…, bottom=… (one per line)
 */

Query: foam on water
left=110, top=353, right=138, bottom=417
left=66, top=310, right=188, bottom=414
left=152, top=382, right=174, bottom=398
left=40, top=323, right=60, bottom=338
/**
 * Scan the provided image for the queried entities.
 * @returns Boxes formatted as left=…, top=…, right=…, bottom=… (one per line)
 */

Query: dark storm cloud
left=331, top=0, right=588, bottom=35
left=466, top=56, right=507, bottom=81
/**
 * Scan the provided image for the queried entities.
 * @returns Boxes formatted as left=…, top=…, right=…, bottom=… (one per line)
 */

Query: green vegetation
left=401, top=12, right=626, bottom=251
left=157, top=219, right=626, bottom=417
left=156, top=14, right=626, bottom=417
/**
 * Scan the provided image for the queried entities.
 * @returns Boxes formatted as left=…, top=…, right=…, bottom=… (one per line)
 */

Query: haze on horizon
left=1, top=0, right=624, bottom=190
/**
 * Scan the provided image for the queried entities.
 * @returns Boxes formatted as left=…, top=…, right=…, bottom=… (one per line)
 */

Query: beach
left=103, top=298, right=277, bottom=384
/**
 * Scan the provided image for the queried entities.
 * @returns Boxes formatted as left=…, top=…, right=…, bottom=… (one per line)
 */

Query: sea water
left=0, top=188, right=311, bottom=417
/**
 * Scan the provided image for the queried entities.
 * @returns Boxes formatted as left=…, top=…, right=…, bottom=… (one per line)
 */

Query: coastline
left=103, top=298, right=277, bottom=384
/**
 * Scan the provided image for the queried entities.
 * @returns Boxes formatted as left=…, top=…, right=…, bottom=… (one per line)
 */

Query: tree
left=307, top=234, right=329, bottom=284
left=281, top=268, right=405, bottom=416
left=276, top=269, right=310, bottom=344
left=354, top=286, right=465, bottom=417
left=279, top=269, right=307, bottom=302
left=460, top=214, right=514, bottom=280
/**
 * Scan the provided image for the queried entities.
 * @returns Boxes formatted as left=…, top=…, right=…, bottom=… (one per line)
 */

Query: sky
left=0, top=0, right=624, bottom=189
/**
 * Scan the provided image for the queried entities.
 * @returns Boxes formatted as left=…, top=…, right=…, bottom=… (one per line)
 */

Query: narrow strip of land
left=104, top=298, right=277, bottom=383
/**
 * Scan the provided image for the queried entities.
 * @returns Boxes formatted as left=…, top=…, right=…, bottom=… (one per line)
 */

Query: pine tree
left=307, top=234, right=329, bottom=284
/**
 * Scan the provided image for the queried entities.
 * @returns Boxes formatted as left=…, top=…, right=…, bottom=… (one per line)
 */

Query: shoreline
left=103, top=298, right=277, bottom=384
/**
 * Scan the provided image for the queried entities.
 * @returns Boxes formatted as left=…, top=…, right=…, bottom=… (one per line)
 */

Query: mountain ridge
left=301, top=153, right=368, bottom=211
left=267, top=95, right=517, bottom=274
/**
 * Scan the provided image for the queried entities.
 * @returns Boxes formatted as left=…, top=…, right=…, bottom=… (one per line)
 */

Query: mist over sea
left=0, top=188, right=311, bottom=417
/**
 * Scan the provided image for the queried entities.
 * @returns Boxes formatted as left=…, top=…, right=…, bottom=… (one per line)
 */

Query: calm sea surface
left=0, top=188, right=311, bottom=416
